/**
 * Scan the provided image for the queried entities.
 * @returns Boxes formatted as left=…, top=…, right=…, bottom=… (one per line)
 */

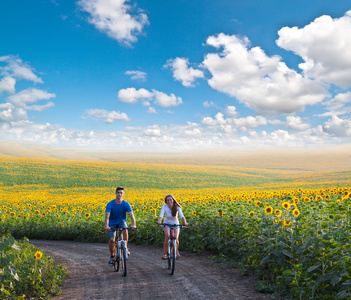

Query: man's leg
left=109, top=237, right=115, bottom=257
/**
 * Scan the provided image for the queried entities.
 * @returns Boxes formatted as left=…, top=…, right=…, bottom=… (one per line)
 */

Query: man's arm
left=128, top=211, right=136, bottom=229
left=105, top=212, right=111, bottom=231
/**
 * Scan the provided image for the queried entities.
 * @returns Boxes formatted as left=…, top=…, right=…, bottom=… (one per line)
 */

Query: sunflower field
left=1, top=155, right=351, bottom=299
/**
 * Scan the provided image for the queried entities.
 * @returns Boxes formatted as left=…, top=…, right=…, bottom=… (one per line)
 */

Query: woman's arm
left=181, top=216, right=189, bottom=226
left=157, top=205, right=165, bottom=225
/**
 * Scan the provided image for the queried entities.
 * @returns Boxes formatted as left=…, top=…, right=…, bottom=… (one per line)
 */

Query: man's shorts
left=108, top=221, right=128, bottom=239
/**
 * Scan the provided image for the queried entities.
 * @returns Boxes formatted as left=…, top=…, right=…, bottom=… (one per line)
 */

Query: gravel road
left=31, top=240, right=270, bottom=300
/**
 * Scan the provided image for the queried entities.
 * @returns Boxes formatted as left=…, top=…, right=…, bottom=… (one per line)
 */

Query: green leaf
left=306, top=263, right=321, bottom=273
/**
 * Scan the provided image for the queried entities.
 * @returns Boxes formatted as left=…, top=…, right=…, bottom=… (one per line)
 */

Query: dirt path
left=31, top=240, right=271, bottom=300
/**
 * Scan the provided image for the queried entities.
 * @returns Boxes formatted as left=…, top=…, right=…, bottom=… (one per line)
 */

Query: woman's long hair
left=164, top=194, right=181, bottom=217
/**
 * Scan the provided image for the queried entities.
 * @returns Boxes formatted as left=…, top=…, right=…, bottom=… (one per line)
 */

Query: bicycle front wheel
left=170, top=240, right=176, bottom=275
left=113, top=244, right=119, bottom=272
left=121, top=243, right=127, bottom=276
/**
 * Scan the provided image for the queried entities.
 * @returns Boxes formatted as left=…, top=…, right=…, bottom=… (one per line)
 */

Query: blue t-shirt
left=105, top=200, right=132, bottom=227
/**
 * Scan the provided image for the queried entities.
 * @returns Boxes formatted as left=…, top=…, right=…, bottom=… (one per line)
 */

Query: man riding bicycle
left=105, top=186, right=136, bottom=265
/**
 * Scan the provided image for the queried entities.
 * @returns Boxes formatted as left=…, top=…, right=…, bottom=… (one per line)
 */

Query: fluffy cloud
left=118, top=87, right=153, bottom=104
left=84, top=109, right=130, bottom=123
left=77, top=0, right=148, bottom=46
left=165, top=57, right=204, bottom=87
left=277, top=11, right=351, bottom=88
left=7, top=88, right=55, bottom=106
left=118, top=87, right=182, bottom=108
left=202, top=33, right=327, bottom=114
left=285, top=116, right=311, bottom=130
left=0, top=76, right=16, bottom=94
left=323, top=115, right=351, bottom=137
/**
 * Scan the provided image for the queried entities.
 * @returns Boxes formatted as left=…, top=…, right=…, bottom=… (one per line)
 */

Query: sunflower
left=249, top=211, right=255, bottom=217
left=282, top=202, right=290, bottom=210
left=283, top=220, right=292, bottom=227
left=35, top=251, right=43, bottom=260
left=10, top=212, right=16, bottom=217
left=292, top=208, right=300, bottom=217
left=247, top=200, right=252, bottom=205
left=275, top=209, right=282, bottom=217
left=192, top=211, right=197, bottom=216
left=217, top=211, right=223, bottom=218
left=34, top=210, right=40, bottom=215
left=85, top=213, right=90, bottom=218
left=255, top=201, right=262, bottom=207
left=265, top=206, right=273, bottom=215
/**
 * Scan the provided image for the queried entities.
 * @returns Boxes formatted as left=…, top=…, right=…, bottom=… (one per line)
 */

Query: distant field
left=1, top=140, right=351, bottom=172
left=1, top=155, right=351, bottom=190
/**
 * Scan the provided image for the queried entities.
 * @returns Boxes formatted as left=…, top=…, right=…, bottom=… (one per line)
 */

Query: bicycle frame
left=111, top=227, right=130, bottom=276
left=161, top=223, right=186, bottom=275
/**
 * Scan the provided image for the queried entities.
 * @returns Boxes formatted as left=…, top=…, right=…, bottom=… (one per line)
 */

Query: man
left=105, top=186, right=136, bottom=265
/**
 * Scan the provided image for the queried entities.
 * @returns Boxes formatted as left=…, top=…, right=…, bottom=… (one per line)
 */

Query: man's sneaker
left=109, top=257, right=114, bottom=265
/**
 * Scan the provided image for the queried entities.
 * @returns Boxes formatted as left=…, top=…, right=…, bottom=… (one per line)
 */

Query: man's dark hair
left=116, top=186, right=124, bottom=193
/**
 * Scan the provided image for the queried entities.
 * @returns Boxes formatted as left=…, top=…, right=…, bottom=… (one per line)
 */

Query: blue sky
left=1, top=0, right=351, bottom=150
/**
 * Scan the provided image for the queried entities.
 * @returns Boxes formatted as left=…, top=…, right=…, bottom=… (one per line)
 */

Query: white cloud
left=84, top=109, right=130, bottom=123
left=143, top=125, right=161, bottom=136
left=147, top=107, right=157, bottom=114
left=0, top=76, right=16, bottom=94
left=320, top=92, right=351, bottom=117
left=223, top=105, right=238, bottom=117
left=152, top=90, right=182, bottom=107
left=285, top=116, right=311, bottom=130
left=118, top=88, right=182, bottom=108
left=203, top=101, right=215, bottom=108
left=125, top=70, right=147, bottom=81
left=7, top=88, right=56, bottom=106
left=277, top=11, right=351, bottom=88
left=323, top=115, right=351, bottom=137
left=0, top=55, right=43, bottom=83
left=77, top=0, right=149, bottom=46
left=232, top=116, right=267, bottom=128
left=165, top=57, right=204, bottom=87
left=202, top=33, right=327, bottom=114
left=118, top=87, right=153, bottom=103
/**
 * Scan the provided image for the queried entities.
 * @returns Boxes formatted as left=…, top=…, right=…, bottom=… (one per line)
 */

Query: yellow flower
left=35, top=251, right=43, bottom=260
left=255, top=200, right=262, bottom=207
left=192, top=211, right=197, bottom=216
left=10, top=212, right=16, bottom=217
left=282, top=202, right=290, bottom=210
left=34, top=210, right=40, bottom=215
left=275, top=209, right=282, bottom=217
left=292, top=208, right=300, bottom=217
left=84, top=213, right=90, bottom=218
left=265, top=206, right=273, bottom=215
left=283, top=220, right=292, bottom=227
left=249, top=211, right=255, bottom=217
left=217, top=211, right=223, bottom=218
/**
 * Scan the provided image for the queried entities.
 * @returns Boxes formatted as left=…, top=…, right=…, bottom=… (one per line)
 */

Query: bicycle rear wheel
left=113, top=243, right=119, bottom=272
left=170, top=240, right=176, bottom=275
left=121, top=243, right=127, bottom=276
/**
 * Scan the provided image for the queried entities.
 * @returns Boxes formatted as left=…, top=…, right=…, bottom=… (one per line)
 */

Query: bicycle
left=110, top=227, right=131, bottom=276
left=160, top=223, right=187, bottom=275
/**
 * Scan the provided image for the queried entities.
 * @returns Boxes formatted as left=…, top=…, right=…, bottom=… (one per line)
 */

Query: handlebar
left=158, top=223, right=188, bottom=228
left=110, top=227, right=133, bottom=231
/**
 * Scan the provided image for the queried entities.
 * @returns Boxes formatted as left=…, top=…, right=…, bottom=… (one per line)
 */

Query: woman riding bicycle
left=157, top=194, right=188, bottom=260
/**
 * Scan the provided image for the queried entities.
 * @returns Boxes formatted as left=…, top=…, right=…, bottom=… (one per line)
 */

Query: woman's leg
left=175, top=229, right=180, bottom=257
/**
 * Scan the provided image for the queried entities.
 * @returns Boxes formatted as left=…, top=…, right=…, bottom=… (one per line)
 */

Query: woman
left=157, top=194, right=188, bottom=260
